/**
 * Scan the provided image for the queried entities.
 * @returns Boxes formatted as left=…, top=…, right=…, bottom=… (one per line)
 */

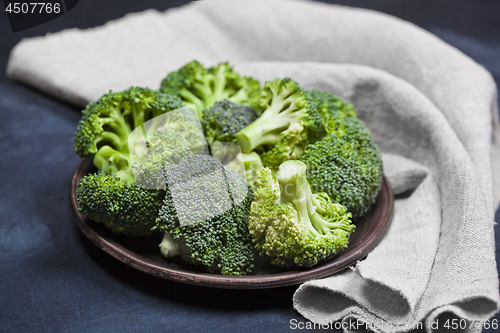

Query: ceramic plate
left=69, top=158, right=393, bottom=289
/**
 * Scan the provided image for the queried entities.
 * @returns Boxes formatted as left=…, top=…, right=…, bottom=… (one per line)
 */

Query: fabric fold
left=5, top=1, right=499, bottom=332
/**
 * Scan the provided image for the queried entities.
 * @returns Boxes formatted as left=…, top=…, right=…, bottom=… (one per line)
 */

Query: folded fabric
left=6, top=0, right=499, bottom=332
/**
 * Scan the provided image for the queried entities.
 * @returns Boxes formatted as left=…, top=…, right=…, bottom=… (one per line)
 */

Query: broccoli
left=92, top=145, right=135, bottom=186
left=249, top=160, right=355, bottom=267
left=300, top=117, right=383, bottom=220
left=77, top=129, right=194, bottom=236
left=74, top=89, right=199, bottom=236
left=131, top=129, right=193, bottom=190
left=202, top=100, right=258, bottom=144
left=76, top=174, right=165, bottom=236
left=77, top=129, right=199, bottom=237
left=305, top=89, right=357, bottom=133
left=74, top=87, right=186, bottom=185
left=160, top=61, right=262, bottom=118
left=72, top=64, right=384, bottom=274
left=156, top=154, right=254, bottom=276
left=236, top=78, right=325, bottom=167
left=147, top=104, right=207, bottom=151
left=242, top=151, right=264, bottom=186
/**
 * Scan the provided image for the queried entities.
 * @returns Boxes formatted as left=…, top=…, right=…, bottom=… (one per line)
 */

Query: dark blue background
left=1, top=1, right=499, bottom=332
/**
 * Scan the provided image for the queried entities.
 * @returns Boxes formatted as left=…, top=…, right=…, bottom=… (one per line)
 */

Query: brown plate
left=69, top=158, right=393, bottom=289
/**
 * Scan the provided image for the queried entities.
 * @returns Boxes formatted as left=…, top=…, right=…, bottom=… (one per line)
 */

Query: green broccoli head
left=249, top=160, right=355, bottom=268
left=76, top=173, right=165, bottom=236
left=300, top=117, right=383, bottom=220
left=235, top=78, right=325, bottom=167
left=131, top=129, right=193, bottom=190
left=74, top=88, right=199, bottom=237
left=156, top=154, right=254, bottom=276
left=160, top=61, right=262, bottom=118
left=74, top=87, right=184, bottom=157
left=76, top=129, right=200, bottom=238
left=155, top=106, right=207, bottom=150
left=202, top=100, right=258, bottom=144
left=305, top=89, right=357, bottom=133
left=74, top=87, right=185, bottom=184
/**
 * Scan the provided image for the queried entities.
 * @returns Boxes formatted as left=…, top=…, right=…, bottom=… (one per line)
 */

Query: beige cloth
left=6, top=1, right=499, bottom=332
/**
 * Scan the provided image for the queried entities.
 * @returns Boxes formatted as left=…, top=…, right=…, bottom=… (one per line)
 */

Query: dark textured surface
left=0, top=1, right=499, bottom=332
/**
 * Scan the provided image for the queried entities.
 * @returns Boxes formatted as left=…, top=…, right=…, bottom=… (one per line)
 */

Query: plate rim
left=69, top=158, right=393, bottom=289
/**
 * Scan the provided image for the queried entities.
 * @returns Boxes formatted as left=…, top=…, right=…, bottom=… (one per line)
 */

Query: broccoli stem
left=212, top=67, right=228, bottom=102
left=211, top=66, right=250, bottom=105
left=159, top=233, right=181, bottom=257
left=95, top=131, right=124, bottom=152
left=243, top=152, right=264, bottom=185
left=226, top=88, right=248, bottom=105
left=94, top=146, right=134, bottom=185
left=193, top=81, right=214, bottom=106
left=293, top=195, right=322, bottom=237
left=100, top=106, right=132, bottom=152
left=310, top=211, right=352, bottom=235
left=236, top=126, right=281, bottom=153
left=132, top=102, right=149, bottom=130
left=145, top=115, right=168, bottom=140
left=275, top=160, right=348, bottom=238
left=236, top=90, right=302, bottom=153
left=179, top=88, right=204, bottom=117
left=276, top=160, right=318, bottom=235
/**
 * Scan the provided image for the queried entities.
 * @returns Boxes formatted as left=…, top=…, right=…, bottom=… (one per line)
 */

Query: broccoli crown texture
left=202, top=100, right=258, bottom=144
left=74, top=87, right=185, bottom=185
left=236, top=78, right=325, bottom=167
left=305, top=89, right=357, bottom=133
left=75, top=87, right=184, bottom=157
left=249, top=160, right=355, bottom=268
left=146, top=105, right=207, bottom=150
left=156, top=155, right=255, bottom=276
left=76, top=173, right=165, bottom=236
left=160, top=61, right=261, bottom=118
left=300, top=117, right=383, bottom=220
left=132, top=129, right=193, bottom=190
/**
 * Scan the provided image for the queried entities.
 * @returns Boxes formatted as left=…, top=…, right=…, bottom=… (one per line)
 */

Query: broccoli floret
left=77, top=130, right=193, bottom=236
left=131, top=129, right=193, bottom=190
left=305, top=90, right=356, bottom=133
left=92, top=145, right=135, bottom=185
left=76, top=174, right=165, bottom=236
left=235, top=78, right=325, bottom=168
left=242, top=152, right=263, bottom=187
left=249, top=160, right=355, bottom=267
left=156, top=155, right=254, bottom=276
left=300, top=117, right=383, bottom=220
left=146, top=105, right=207, bottom=151
left=74, top=87, right=185, bottom=185
left=202, top=100, right=258, bottom=144
left=306, top=89, right=356, bottom=118
left=160, top=61, right=262, bottom=118
left=74, top=87, right=197, bottom=236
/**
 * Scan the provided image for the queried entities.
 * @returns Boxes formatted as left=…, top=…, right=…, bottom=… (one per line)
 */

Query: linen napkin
left=6, top=0, right=499, bottom=332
